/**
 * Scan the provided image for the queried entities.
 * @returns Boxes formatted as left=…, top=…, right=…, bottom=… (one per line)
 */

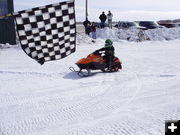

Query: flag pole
left=85, top=0, right=88, bottom=20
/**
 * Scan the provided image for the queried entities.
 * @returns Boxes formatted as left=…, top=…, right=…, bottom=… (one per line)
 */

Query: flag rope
left=0, top=13, right=12, bottom=19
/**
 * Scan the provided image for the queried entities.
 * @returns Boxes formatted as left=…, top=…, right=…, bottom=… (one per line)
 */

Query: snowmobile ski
left=69, top=66, right=92, bottom=77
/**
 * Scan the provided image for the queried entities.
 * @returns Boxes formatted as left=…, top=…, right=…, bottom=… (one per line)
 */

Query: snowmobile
left=69, top=51, right=122, bottom=77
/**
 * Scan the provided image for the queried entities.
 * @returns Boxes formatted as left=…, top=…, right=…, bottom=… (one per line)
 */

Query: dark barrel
left=0, top=0, right=16, bottom=45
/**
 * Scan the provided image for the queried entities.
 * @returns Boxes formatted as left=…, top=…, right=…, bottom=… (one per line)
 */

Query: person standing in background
left=99, top=12, right=107, bottom=28
left=83, top=18, right=91, bottom=35
left=91, top=22, right=97, bottom=40
left=107, top=11, right=113, bottom=29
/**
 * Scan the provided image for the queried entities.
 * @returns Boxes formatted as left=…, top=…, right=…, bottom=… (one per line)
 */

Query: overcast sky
left=14, top=0, right=180, bottom=21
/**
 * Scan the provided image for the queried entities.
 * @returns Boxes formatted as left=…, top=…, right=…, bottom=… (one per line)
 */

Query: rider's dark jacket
left=95, top=45, right=115, bottom=66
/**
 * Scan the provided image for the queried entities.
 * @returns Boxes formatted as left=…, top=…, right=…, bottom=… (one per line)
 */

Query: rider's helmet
left=105, top=39, right=113, bottom=47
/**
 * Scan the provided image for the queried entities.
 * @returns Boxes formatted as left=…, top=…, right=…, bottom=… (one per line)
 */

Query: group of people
left=83, top=19, right=97, bottom=39
left=99, top=11, right=113, bottom=29
left=83, top=11, right=113, bottom=39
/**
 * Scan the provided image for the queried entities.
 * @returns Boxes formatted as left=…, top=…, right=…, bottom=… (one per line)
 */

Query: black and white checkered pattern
left=13, top=0, right=76, bottom=64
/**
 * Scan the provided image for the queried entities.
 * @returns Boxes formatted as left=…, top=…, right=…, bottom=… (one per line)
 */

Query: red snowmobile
left=69, top=51, right=122, bottom=77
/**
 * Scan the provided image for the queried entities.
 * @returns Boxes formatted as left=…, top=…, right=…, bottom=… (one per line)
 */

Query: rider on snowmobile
left=94, top=39, right=115, bottom=68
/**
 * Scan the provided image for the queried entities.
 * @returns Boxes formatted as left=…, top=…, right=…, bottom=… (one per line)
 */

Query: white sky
left=13, top=0, right=180, bottom=21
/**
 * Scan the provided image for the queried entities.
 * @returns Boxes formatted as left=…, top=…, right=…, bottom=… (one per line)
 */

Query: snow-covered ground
left=96, top=27, right=180, bottom=42
left=1, top=35, right=180, bottom=135
left=76, top=24, right=180, bottom=42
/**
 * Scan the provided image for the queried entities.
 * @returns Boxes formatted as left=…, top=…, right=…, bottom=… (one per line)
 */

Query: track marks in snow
left=0, top=101, right=90, bottom=135
left=66, top=120, right=148, bottom=135
left=0, top=68, right=174, bottom=135
left=0, top=70, right=66, bottom=81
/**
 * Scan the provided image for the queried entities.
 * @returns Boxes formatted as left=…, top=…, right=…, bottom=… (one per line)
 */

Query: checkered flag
left=13, top=0, right=76, bottom=65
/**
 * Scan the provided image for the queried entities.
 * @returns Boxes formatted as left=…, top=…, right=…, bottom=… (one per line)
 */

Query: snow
left=1, top=31, right=180, bottom=135
left=96, top=27, right=180, bottom=42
